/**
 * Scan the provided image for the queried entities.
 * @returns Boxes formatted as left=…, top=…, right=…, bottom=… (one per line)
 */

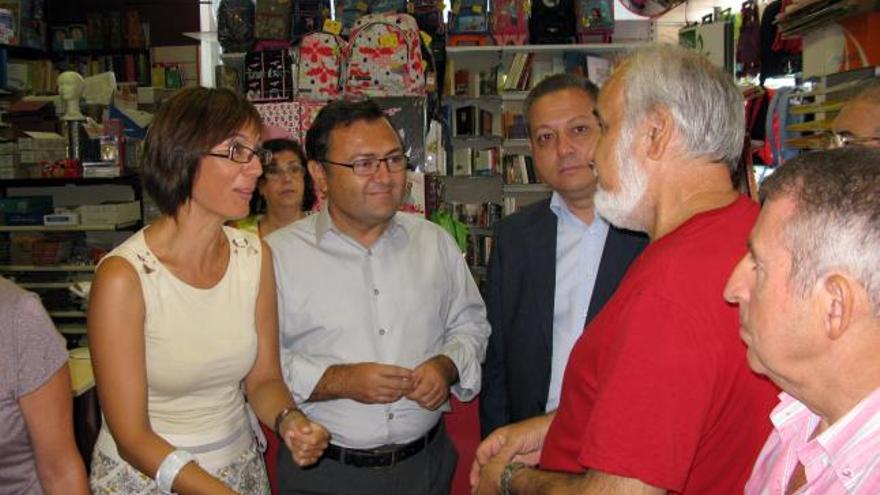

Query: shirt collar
left=314, top=201, right=410, bottom=248
left=549, top=191, right=607, bottom=232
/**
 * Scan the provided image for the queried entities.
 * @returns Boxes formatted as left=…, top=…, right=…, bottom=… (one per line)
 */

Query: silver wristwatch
left=501, top=462, right=528, bottom=495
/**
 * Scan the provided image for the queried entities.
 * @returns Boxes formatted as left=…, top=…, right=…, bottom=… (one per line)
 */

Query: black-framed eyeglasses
left=820, top=131, right=880, bottom=149
left=321, top=154, right=410, bottom=176
left=205, top=141, right=273, bottom=165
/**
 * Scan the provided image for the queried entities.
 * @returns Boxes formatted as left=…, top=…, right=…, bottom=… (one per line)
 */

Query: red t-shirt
left=540, top=196, right=779, bottom=494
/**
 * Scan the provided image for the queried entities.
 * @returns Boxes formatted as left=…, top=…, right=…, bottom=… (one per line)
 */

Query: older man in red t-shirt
left=471, top=45, right=779, bottom=495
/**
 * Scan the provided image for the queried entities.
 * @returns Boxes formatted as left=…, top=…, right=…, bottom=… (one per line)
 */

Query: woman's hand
left=279, top=410, right=330, bottom=467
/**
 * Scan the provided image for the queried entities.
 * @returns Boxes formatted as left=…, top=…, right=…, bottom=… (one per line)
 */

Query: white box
left=77, top=201, right=141, bottom=225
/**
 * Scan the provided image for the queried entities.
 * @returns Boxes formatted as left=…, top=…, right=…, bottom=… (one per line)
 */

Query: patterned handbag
left=296, top=32, right=346, bottom=100
left=491, top=0, right=529, bottom=45
left=344, top=13, right=426, bottom=97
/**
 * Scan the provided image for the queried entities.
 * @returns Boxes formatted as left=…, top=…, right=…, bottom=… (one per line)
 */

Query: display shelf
left=446, top=43, right=646, bottom=55
left=503, top=139, right=530, bottom=149
left=0, top=220, right=138, bottom=232
left=16, top=281, right=80, bottom=289
left=501, top=91, right=528, bottom=101
left=444, top=95, right=502, bottom=105
left=48, top=310, right=88, bottom=318
left=58, top=324, right=88, bottom=335
left=452, top=135, right=504, bottom=147
left=503, top=184, right=551, bottom=194
left=0, top=171, right=140, bottom=187
left=467, top=226, right=493, bottom=236
left=469, top=265, right=487, bottom=276
left=0, top=264, right=96, bottom=272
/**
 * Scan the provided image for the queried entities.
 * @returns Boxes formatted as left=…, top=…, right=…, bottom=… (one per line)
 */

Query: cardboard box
left=77, top=201, right=140, bottom=225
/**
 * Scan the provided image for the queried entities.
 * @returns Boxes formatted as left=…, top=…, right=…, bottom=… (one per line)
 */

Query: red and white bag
left=344, top=13, right=426, bottom=97
left=296, top=32, right=346, bottom=100
left=491, top=0, right=528, bottom=46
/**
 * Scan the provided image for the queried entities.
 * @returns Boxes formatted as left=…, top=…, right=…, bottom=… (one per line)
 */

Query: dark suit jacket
left=479, top=198, right=648, bottom=437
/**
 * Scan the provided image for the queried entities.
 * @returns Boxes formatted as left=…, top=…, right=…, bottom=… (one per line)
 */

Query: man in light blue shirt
left=267, top=99, right=490, bottom=495
left=480, top=74, right=647, bottom=437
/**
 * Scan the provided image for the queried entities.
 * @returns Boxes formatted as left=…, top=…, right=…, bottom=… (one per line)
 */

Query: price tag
left=323, top=19, right=342, bottom=36
left=472, top=4, right=483, bottom=13
left=420, top=30, right=433, bottom=47
left=356, top=1, right=368, bottom=11
left=379, top=33, right=399, bottom=48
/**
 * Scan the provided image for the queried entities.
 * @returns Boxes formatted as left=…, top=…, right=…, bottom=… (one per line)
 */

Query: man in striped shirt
left=724, top=147, right=880, bottom=494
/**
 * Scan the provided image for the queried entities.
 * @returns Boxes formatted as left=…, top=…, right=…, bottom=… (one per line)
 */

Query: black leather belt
left=323, top=422, right=441, bottom=468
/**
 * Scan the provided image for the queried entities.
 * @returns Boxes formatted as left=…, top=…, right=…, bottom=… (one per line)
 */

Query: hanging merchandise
left=491, top=0, right=529, bottom=45
left=371, top=0, right=408, bottom=13
left=344, top=13, right=427, bottom=97
left=410, top=0, right=446, bottom=37
left=296, top=32, right=346, bottom=99
left=254, top=0, right=293, bottom=40
left=530, top=0, right=577, bottom=44
left=291, top=0, right=331, bottom=40
left=217, top=0, right=255, bottom=53
left=736, top=0, right=760, bottom=77
left=575, top=0, right=614, bottom=43
left=449, top=0, right=490, bottom=34
left=245, top=49, right=292, bottom=102
left=335, top=0, right=408, bottom=34
left=678, top=12, right=734, bottom=74
left=759, top=0, right=801, bottom=84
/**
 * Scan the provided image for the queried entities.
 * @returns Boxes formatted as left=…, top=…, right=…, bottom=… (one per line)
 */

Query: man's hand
left=279, top=410, right=330, bottom=467
left=470, top=413, right=554, bottom=491
left=472, top=455, right=509, bottom=495
left=406, top=355, right=458, bottom=410
left=313, top=363, right=414, bottom=404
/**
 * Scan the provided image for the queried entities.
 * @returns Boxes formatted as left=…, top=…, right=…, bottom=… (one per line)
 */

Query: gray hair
left=523, top=73, right=599, bottom=136
left=760, top=147, right=880, bottom=315
left=619, top=45, right=745, bottom=170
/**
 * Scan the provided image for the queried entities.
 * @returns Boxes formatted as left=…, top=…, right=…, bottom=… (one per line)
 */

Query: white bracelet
left=155, top=449, right=197, bottom=495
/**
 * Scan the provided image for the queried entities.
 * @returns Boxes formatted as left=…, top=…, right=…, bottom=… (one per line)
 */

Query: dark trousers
left=277, top=424, right=458, bottom=495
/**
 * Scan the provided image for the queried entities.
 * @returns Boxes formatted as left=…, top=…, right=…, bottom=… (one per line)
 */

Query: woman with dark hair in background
left=87, top=87, right=327, bottom=495
left=233, top=139, right=317, bottom=238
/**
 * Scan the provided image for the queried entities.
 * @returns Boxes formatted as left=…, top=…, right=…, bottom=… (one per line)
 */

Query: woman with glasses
left=233, top=138, right=317, bottom=238
left=87, top=87, right=328, bottom=495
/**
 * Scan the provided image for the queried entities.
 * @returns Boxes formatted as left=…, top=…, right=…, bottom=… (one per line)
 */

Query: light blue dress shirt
left=546, top=192, right=610, bottom=411
left=266, top=205, right=490, bottom=449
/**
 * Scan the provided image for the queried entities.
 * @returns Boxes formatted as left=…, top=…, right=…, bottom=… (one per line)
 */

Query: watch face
left=542, top=0, right=561, bottom=7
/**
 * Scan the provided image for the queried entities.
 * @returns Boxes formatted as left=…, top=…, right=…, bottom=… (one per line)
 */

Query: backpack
left=344, top=13, right=427, bottom=97
left=296, top=32, right=346, bottom=99
left=449, top=0, right=490, bottom=34
left=530, top=0, right=577, bottom=44
left=217, top=0, right=255, bottom=53
left=291, top=0, right=331, bottom=41
left=575, top=0, right=614, bottom=42
left=410, top=0, right=446, bottom=36
left=244, top=49, right=292, bottom=102
left=335, top=0, right=408, bottom=34
left=254, top=0, right=292, bottom=40
left=491, top=0, right=528, bottom=45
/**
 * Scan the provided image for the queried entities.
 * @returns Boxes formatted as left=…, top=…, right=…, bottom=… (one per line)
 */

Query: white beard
left=594, top=131, right=649, bottom=232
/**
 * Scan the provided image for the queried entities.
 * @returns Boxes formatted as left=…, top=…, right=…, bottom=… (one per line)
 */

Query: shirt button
left=842, top=468, right=853, bottom=477
left=373, top=288, right=379, bottom=295
left=387, top=412, right=394, bottom=420
left=367, top=250, right=373, bottom=256
left=379, top=328, right=386, bottom=336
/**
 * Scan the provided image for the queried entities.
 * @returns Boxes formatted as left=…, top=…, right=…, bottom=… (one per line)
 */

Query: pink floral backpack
left=344, top=13, right=426, bottom=97
left=296, top=32, right=346, bottom=100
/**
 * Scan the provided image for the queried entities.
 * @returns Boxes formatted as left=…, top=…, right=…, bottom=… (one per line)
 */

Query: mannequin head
left=57, top=71, right=85, bottom=120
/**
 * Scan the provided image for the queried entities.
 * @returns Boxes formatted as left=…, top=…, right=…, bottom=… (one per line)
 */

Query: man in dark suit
left=480, top=74, right=647, bottom=437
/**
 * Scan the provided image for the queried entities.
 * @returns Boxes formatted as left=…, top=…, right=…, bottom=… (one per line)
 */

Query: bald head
left=832, top=80, right=880, bottom=145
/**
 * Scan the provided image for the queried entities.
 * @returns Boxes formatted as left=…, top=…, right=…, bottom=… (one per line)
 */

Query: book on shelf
left=452, top=147, right=473, bottom=176
left=502, top=111, right=529, bottom=139
left=454, top=106, right=477, bottom=136
left=473, top=147, right=499, bottom=176
left=503, top=154, right=538, bottom=184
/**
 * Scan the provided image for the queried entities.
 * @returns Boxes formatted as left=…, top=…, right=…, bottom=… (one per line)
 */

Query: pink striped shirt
left=746, top=388, right=880, bottom=495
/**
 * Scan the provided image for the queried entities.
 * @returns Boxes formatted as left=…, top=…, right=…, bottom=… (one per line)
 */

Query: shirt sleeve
left=438, top=230, right=491, bottom=402
left=13, top=291, right=68, bottom=399
left=279, top=348, right=334, bottom=404
left=578, top=292, right=718, bottom=492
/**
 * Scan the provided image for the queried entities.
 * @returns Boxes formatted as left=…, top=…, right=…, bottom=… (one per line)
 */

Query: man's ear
left=308, top=160, right=328, bottom=197
left=643, top=107, right=675, bottom=161
left=822, top=274, right=855, bottom=340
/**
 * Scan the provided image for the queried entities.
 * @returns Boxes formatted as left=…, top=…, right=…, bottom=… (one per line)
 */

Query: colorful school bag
left=296, top=32, right=346, bottom=99
left=291, top=0, right=331, bottom=40
left=449, top=0, right=490, bottom=34
left=344, top=13, right=427, bottom=97
left=491, top=0, right=528, bottom=45
left=575, top=0, right=614, bottom=42
left=254, top=0, right=292, bottom=40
